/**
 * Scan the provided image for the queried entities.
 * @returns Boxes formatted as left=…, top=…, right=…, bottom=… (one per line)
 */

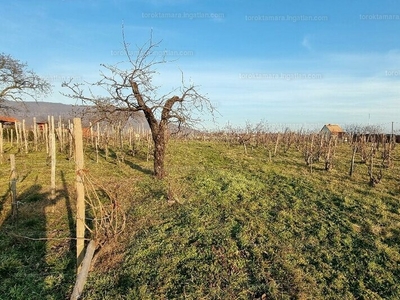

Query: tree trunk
left=153, top=130, right=166, bottom=179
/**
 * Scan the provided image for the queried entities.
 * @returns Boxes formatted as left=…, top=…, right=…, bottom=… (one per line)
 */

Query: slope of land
left=0, top=139, right=399, bottom=299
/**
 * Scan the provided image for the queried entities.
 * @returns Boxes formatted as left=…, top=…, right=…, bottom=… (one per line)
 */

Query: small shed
left=36, top=121, right=48, bottom=131
left=320, top=124, right=345, bottom=139
left=0, top=116, right=19, bottom=127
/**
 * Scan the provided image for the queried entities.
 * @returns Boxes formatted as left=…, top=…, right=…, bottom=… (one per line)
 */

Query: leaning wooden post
left=70, top=240, right=97, bottom=300
left=10, top=154, right=18, bottom=221
left=349, top=144, right=357, bottom=177
left=74, top=118, right=86, bottom=272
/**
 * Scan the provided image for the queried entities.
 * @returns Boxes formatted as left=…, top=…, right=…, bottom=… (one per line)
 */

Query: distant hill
left=0, top=100, right=204, bottom=135
left=1, top=100, right=85, bottom=125
left=0, top=100, right=148, bottom=129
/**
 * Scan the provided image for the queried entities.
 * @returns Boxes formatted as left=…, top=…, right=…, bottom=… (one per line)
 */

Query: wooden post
left=95, top=123, right=99, bottom=163
left=0, top=123, right=3, bottom=164
left=349, top=144, right=357, bottom=177
left=50, top=116, right=56, bottom=200
left=89, top=122, right=94, bottom=147
left=70, top=240, right=97, bottom=300
left=105, top=127, right=109, bottom=161
left=391, top=121, right=394, bottom=145
left=10, top=127, right=13, bottom=147
left=69, top=120, right=73, bottom=160
left=22, top=120, right=28, bottom=154
left=15, top=122, right=20, bottom=150
left=113, top=124, right=117, bottom=148
left=58, top=116, right=64, bottom=153
left=10, top=154, right=18, bottom=221
left=96, top=122, right=100, bottom=147
left=60, top=123, right=65, bottom=153
left=74, top=118, right=85, bottom=272
left=45, top=123, right=49, bottom=155
left=118, top=122, right=123, bottom=149
left=33, top=117, right=38, bottom=152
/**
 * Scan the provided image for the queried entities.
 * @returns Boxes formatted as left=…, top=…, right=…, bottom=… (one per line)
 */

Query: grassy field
left=1, top=138, right=400, bottom=299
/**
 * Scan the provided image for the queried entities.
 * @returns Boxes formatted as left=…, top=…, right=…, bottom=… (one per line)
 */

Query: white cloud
left=302, top=35, right=313, bottom=51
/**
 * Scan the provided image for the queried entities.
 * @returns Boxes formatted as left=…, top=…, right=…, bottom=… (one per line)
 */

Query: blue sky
left=1, top=0, right=400, bottom=131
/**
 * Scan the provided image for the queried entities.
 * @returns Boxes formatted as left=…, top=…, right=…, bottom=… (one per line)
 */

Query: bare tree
left=62, top=31, right=214, bottom=179
left=0, top=53, right=51, bottom=111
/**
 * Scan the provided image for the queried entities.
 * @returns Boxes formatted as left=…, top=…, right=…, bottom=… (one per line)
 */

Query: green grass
left=1, top=139, right=400, bottom=299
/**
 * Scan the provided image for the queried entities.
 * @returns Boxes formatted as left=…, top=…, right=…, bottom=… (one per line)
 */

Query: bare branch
left=0, top=53, right=51, bottom=112
left=61, top=29, right=215, bottom=179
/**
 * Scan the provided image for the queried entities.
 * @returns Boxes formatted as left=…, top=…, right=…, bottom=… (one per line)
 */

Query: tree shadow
left=124, top=159, right=154, bottom=176
left=61, top=170, right=76, bottom=255
left=0, top=172, right=76, bottom=298
left=93, top=147, right=154, bottom=176
left=0, top=185, right=10, bottom=221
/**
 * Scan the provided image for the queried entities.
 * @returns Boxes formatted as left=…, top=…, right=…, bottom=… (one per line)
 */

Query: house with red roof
left=0, top=116, right=19, bottom=126
left=320, top=124, right=345, bottom=139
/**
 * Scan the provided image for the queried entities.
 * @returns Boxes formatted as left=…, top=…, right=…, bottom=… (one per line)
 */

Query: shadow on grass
left=0, top=172, right=76, bottom=298
left=0, top=185, right=10, bottom=219
left=91, top=146, right=154, bottom=176
left=124, top=159, right=154, bottom=176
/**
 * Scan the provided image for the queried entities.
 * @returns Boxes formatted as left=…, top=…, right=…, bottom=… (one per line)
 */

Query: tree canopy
left=0, top=53, right=51, bottom=111
left=62, top=32, right=215, bottom=178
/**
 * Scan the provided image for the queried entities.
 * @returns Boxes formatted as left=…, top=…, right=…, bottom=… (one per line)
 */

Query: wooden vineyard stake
left=22, top=120, right=28, bottom=154
left=50, top=116, right=56, bottom=200
left=74, top=118, right=86, bottom=272
left=10, top=154, right=17, bottom=221
left=0, top=123, right=3, bottom=164
left=33, top=117, right=38, bottom=151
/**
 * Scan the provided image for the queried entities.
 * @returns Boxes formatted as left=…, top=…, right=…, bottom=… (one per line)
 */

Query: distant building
left=320, top=124, right=345, bottom=139
left=0, top=116, right=19, bottom=127
left=36, top=120, right=48, bottom=131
